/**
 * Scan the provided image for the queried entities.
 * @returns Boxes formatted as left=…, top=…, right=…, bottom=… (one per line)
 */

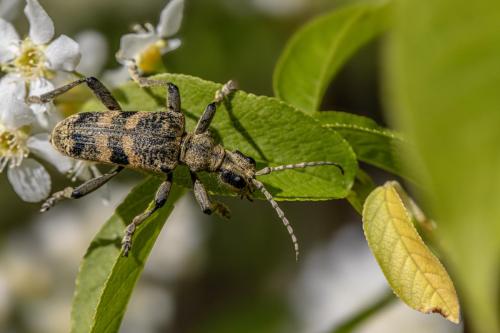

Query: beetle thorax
left=180, top=132, right=225, bottom=172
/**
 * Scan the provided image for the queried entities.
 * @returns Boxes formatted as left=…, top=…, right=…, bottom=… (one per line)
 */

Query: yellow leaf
left=362, top=181, right=460, bottom=323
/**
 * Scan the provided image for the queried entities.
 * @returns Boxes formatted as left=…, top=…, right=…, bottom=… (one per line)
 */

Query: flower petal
left=27, top=133, right=72, bottom=173
left=156, top=0, right=184, bottom=38
left=31, top=103, right=60, bottom=131
left=29, top=76, right=53, bottom=95
left=116, top=32, right=159, bottom=63
left=0, top=98, right=34, bottom=129
left=0, top=73, right=26, bottom=100
left=0, top=18, right=19, bottom=62
left=75, top=30, right=108, bottom=76
left=160, top=37, right=181, bottom=55
left=45, top=34, right=81, bottom=71
left=48, top=70, right=78, bottom=87
left=28, top=78, right=61, bottom=130
left=7, top=158, right=51, bottom=202
left=0, top=82, right=34, bottom=129
left=24, top=0, right=54, bottom=44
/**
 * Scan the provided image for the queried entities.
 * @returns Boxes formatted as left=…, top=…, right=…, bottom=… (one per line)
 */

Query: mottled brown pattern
left=124, top=112, right=143, bottom=130
left=52, top=111, right=185, bottom=172
left=122, top=135, right=142, bottom=167
left=95, top=133, right=110, bottom=162
left=99, top=112, right=116, bottom=126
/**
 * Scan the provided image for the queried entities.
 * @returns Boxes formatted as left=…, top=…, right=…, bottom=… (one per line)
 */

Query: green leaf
left=387, top=1, right=500, bottom=331
left=315, top=111, right=406, bottom=178
left=363, top=181, right=460, bottom=323
left=85, top=73, right=357, bottom=200
left=273, top=1, right=391, bottom=114
left=71, top=177, right=182, bottom=333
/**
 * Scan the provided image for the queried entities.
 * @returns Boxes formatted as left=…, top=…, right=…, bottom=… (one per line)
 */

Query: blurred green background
left=0, top=0, right=463, bottom=332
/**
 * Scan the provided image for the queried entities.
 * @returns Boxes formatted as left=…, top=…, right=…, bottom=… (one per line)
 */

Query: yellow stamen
left=137, top=39, right=167, bottom=74
left=12, top=38, right=51, bottom=79
left=0, top=125, right=30, bottom=172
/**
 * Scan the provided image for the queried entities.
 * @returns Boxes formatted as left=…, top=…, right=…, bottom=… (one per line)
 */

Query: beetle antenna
left=255, top=161, right=344, bottom=176
left=251, top=178, right=299, bottom=261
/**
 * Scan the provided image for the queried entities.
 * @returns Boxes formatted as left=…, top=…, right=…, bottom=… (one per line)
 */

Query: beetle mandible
left=28, top=65, right=344, bottom=260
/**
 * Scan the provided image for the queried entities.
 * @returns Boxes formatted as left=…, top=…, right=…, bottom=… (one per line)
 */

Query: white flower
left=116, top=0, right=184, bottom=73
left=0, top=79, right=71, bottom=202
left=0, top=0, right=83, bottom=202
left=0, top=0, right=81, bottom=82
left=0, top=0, right=82, bottom=130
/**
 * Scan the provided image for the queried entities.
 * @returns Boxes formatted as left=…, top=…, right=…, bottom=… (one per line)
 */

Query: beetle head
left=218, top=150, right=256, bottom=195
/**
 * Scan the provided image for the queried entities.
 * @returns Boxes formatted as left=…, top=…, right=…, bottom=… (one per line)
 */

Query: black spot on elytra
left=137, top=112, right=164, bottom=132
left=108, top=136, right=129, bottom=165
left=110, top=147, right=129, bottom=165
left=111, top=111, right=137, bottom=128
left=70, top=133, right=95, bottom=157
left=74, top=112, right=100, bottom=125
left=71, top=141, right=84, bottom=157
left=119, top=111, right=137, bottom=119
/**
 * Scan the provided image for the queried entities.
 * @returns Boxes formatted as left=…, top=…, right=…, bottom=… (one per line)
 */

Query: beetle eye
left=245, top=156, right=256, bottom=166
left=234, top=150, right=256, bottom=166
left=220, top=169, right=246, bottom=189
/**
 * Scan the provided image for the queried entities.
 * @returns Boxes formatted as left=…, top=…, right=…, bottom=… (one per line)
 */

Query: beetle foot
left=214, top=202, right=231, bottom=220
left=40, top=187, right=74, bottom=212
left=121, top=224, right=136, bottom=257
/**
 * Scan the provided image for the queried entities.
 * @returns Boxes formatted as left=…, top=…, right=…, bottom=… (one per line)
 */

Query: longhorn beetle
left=28, top=67, right=344, bottom=260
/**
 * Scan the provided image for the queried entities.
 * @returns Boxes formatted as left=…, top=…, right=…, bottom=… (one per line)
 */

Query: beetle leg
left=128, top=60, right=236, bottom=119
left=167, top=82, right=181, bottom=114
left=194, top=80, right=237, bottom=134
left=191, top=172, right=231, bottom=219
left=127, top=60, right=169, bottom=88
left=122, top=172, right=173, bottom=257
left=194, top=102, right=216, bottom=134
left=40, top=166, right=124, bottom=212
left=27, top=77, right=122, bottom=111
left=127, top=61, right=181, bottom=113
